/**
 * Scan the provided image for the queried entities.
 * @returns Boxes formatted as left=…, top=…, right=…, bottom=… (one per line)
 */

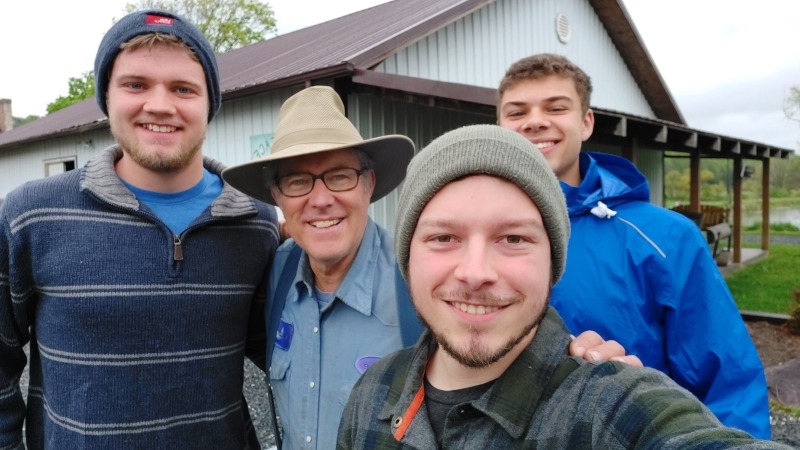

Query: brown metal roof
left=0, top=98, right=107, bottom=148
left=218, top=0, right=487, bottom=96
left=0, top=0, right=689, bottom=150
left=352, top=70, right=794, bottom=160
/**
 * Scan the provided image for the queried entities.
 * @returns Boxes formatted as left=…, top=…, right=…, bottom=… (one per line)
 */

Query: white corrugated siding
left=0, top=128, right=115, bottom=198
left=349, top=93, right=491, bottom=231
left=204, top=87, right=301, bottom=167
left=635, top=149, right=664, bottom=204
left=378, top=0, right=655, bottom=118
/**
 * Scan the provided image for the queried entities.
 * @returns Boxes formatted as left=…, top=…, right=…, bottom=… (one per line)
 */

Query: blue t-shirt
left=122, top=169, right=223, bottom=234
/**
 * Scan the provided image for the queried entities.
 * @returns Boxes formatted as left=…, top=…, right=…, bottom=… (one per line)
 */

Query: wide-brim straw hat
left=222, top=86, right=415, bottom=205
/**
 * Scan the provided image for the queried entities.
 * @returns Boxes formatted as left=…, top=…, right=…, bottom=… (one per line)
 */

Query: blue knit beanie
left=94, top=9, right=221, bottom=122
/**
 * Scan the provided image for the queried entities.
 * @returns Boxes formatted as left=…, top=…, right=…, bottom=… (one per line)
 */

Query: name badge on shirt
left=275, top=319, right=294, bottom=351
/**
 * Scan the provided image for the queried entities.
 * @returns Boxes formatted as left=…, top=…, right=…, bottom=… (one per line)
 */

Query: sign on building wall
left=250, top=133, right=274, bottom=160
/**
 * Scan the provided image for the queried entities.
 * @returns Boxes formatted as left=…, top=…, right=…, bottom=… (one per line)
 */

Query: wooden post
left=732, top=158, right=743, bottom=264
left=762, top=159, right=770, bottom=252
left=690, top=151, right=701, bottom=212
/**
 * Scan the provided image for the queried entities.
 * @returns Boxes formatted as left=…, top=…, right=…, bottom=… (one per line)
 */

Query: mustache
left=432, top=289, right=523, bottom=306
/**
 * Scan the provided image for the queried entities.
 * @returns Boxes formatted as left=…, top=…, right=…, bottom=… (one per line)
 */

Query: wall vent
left=555, top=12, right=571, bottom=44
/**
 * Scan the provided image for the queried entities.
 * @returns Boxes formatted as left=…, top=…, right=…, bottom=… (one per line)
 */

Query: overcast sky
left=1, top=0, right=798, bottom=150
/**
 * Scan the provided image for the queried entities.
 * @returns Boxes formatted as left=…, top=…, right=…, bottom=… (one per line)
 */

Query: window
left=44, top=157, right=77, bottom=177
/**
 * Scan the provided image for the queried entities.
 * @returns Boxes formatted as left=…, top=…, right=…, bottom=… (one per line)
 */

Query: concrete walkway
left=718, top=247, right=767, bottom=276
left=718, top=233, right=800, bottom=276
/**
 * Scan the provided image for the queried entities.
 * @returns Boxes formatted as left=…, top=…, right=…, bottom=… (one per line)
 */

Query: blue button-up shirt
left=268, top=219, right=406, bottom=449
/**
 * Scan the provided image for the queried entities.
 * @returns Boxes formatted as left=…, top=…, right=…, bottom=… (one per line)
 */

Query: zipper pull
left=173, top=235, right=184, bottom=261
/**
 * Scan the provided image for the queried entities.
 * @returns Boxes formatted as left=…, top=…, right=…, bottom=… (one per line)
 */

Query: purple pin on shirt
left=355, top=356, right=380, bottom=374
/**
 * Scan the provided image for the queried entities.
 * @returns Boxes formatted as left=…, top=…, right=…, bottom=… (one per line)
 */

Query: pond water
left=742, top=207, right=800, bottom=228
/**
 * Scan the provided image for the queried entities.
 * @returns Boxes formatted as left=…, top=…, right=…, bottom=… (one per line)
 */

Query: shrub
left=743, top=222, right=800, bottom=233
left=787, top=290, right=800, bottom=336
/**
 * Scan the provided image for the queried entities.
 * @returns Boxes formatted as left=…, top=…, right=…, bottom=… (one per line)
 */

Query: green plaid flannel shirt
left=338, top=307, right=788, bottom=449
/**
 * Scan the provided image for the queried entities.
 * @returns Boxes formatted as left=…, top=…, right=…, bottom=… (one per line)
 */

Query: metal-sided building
left=0, top=0, right=793, bottom=261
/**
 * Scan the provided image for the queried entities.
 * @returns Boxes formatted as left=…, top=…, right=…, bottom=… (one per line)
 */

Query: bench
left=671, top=204, right=732, bottom=265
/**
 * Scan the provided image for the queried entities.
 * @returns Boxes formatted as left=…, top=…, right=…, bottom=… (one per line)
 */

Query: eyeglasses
left=275, top=167, right=368, bottom=197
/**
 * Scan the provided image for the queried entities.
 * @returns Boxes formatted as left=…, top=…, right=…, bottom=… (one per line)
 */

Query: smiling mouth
left=452, top=302, right=501, bottom=315
left=310, top=219, right=342, bottom=228
left=142, top=124, right=177, bottom=133
left=535, top=141, right=556, bottom=150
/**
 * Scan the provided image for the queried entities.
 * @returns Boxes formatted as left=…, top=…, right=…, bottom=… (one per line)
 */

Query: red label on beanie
left=146, top=15, right=174, bottom=26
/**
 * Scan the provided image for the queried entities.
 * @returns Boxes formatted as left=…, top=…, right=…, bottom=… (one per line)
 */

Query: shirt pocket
left=269, top=350, right=290, bottom=381
left=269, top=349, right=291, bottom=418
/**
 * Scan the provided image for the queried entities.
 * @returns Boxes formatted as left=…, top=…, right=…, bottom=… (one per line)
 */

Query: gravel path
left=243, top=359, right=277, bottom=447
left=772, top=410, right=800, bottom=447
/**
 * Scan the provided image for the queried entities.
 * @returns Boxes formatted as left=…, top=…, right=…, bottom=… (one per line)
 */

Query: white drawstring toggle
left=590, top=201, right=617, bottom=219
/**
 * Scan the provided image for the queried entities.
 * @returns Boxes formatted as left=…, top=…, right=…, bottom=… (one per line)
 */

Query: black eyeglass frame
left=274, top=167, right=369, bottom=198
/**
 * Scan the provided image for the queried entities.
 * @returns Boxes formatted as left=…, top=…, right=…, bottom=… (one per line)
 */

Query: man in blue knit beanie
left=0, top=9, right=278, bottom=450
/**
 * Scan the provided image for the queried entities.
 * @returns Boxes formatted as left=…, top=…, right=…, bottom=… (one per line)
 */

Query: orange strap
left=393, top=384, right=425, bottom=441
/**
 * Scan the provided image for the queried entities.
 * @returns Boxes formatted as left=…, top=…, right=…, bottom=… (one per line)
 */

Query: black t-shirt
left=423, top=377, right=495, bottom=446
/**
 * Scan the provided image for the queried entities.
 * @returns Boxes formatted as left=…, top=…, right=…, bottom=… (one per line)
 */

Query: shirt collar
left=472, top=308, right=573, bottom=438
left=80, top=145, right=258, bottom=218
left=380, top=308, right=574, bottom=439
left=294, top=218, right=381, bottom=316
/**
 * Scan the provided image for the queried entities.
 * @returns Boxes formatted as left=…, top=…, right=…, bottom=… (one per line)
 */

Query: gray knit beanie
left=94, top=9, right=221, bottom=122
left=395, top=124, right=569, bottom=285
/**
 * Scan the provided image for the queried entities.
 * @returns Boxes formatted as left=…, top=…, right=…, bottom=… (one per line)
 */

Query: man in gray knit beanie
left=394, top=124, right=569, bottom=286
left=338, top=124, right=787, bottom=448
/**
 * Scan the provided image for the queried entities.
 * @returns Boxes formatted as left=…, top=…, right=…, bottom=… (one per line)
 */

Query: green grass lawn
left=725, top=243, right=800, bottom=314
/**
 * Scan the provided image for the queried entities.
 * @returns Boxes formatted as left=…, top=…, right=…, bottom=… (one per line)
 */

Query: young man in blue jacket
left=497, top=53, right=769, bottom=438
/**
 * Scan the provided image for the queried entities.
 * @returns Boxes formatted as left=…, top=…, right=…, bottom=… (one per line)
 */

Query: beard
left=111, top=121, right=204, bottom=172
left=417, top=288, right=550, bottom=369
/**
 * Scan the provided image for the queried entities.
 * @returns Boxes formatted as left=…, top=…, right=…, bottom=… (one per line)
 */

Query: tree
left=785, top=85, right=800, bottom=123
left=124, top=0, right=277, bottom=54
left=13, top=115, right=40, bottom=126
left=46, top=72, right=96, bottom=114
left=785, top=85, right=800, bottom=150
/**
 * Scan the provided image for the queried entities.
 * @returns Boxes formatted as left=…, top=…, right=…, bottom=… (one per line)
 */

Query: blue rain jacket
left=551, top=152, right=770, bottom=439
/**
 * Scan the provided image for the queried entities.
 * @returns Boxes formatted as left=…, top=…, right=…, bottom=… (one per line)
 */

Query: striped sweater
left=0, top=146, right=279, bottom=450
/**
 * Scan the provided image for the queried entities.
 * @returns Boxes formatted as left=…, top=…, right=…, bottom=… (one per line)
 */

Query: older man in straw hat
left=223, top=85, right=418, bottom=449
left=223, top=86, right=634, bottom=449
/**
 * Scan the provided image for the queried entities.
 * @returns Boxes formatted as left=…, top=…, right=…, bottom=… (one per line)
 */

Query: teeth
left=535, top=141, right=555, bottom=150
left=311, top=219, right=341, bottom=228
left=454, top=302, right=499, bottom=315
left=143, top=124, right=177, bottom=133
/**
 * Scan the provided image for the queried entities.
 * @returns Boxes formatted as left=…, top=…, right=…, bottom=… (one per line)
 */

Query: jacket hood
left=561, top=152, right=651, bottom=216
